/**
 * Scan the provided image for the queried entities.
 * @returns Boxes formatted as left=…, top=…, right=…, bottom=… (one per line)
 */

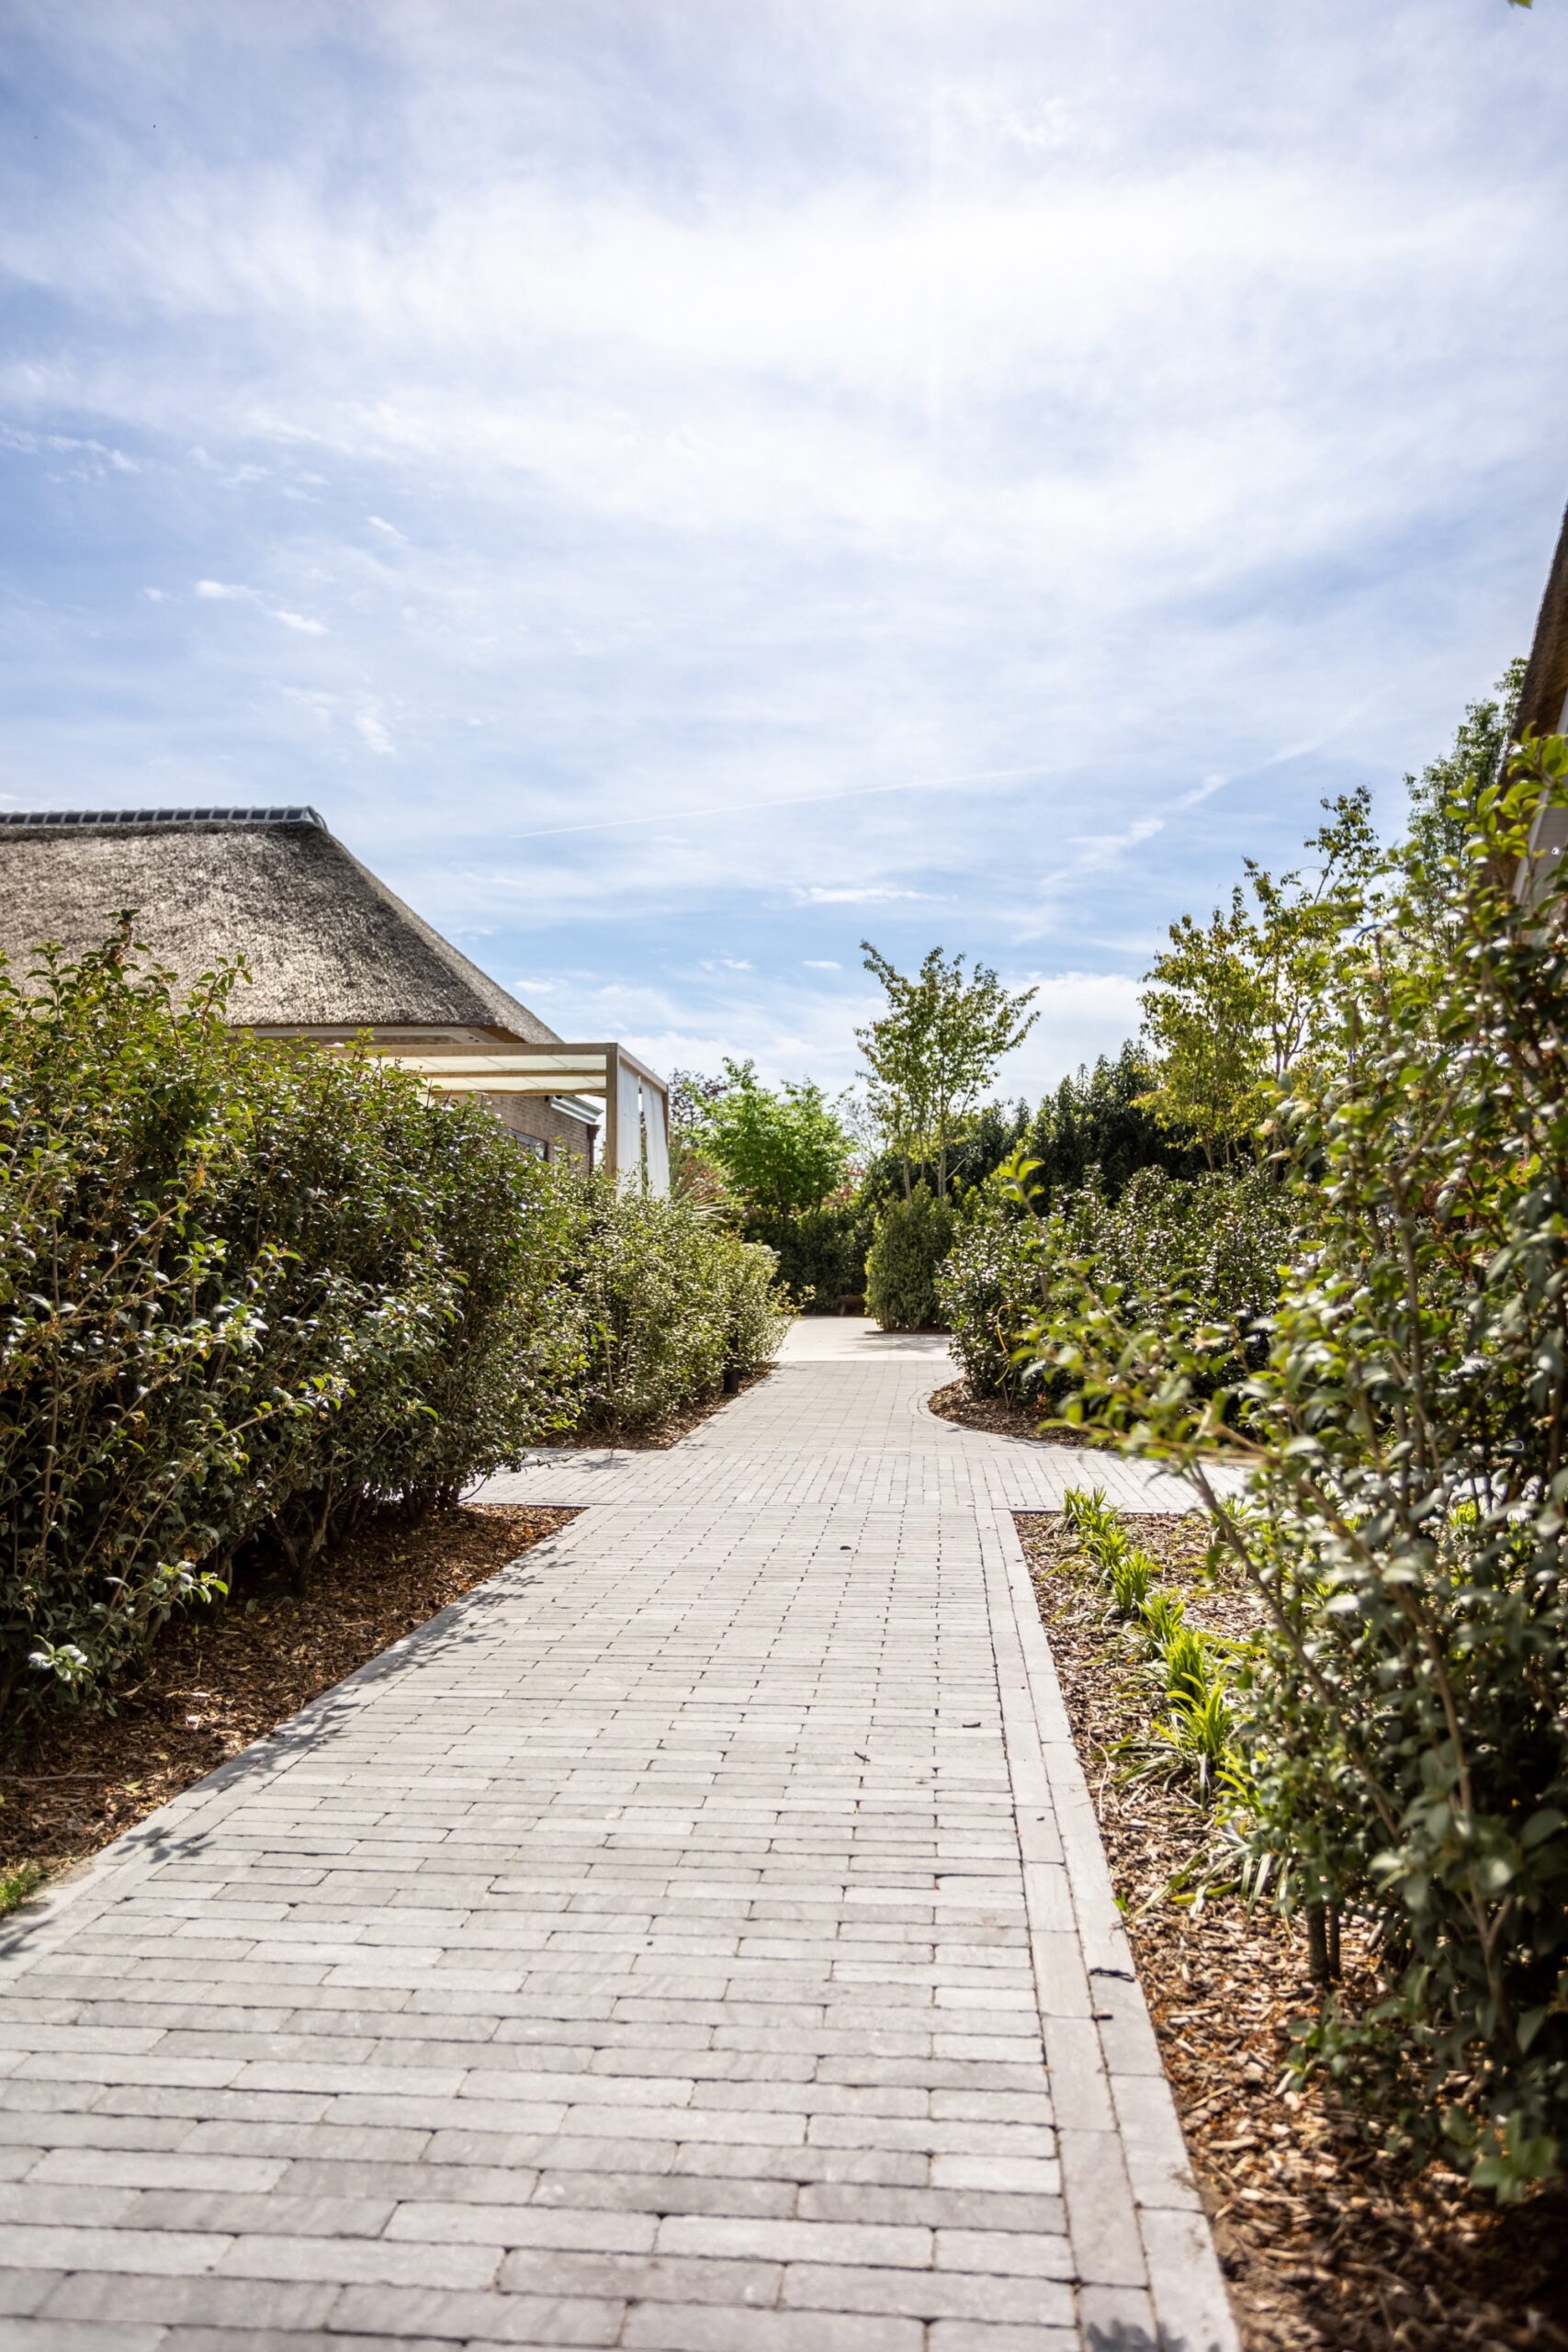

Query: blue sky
left=3, top=0, right=1566, bottom=1100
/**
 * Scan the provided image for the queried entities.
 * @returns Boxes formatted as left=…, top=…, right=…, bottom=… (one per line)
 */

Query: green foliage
left=1027, top=734, right=1568, bottom=2198
left=1027, top=1045, right=1202, bottom=1204
left=1404, top=660, right=1525, bottom=943
left=1139, top=1587, right=1187, bottom=1649
left=694, top=1057, right=852, bottom=1216
left=1062, top=1485, right=1121, bottom=1548
left=1150, top=1675, right=1235, bottom=1804
left=943, top=1159, right=1293, bottom=1421
left=1140, top=792, right=1379, bottom=1167
left=558, top=1174, right=792, bottom=1431
left=1061, top=1489, right=1247, bottom=1808
left=0, top=1860, right=46, bottom=1917
left=935, top=1188, right=1044, bottom=1397
left=1139, top=891, right=1271, bottom=1168
left=743, top=1201, right=872, bottom=1314
left=858, top=943, right=1037, bottom=1199
left=864, top=1183, right=956, bottom=1331
left=0, top=928, right=581, bottom=1722
left=1110, top=1545, right=1155, bottom=1618
left=0, top=932, right=789, bottom=1724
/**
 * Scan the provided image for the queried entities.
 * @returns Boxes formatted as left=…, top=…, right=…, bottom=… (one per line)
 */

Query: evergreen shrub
left=557, top=1178, right=791, bottom=1430
left=743, top=1202, right=871, bottom=1312
left=865, top=1185, right=955, bottom=1330
left=1017, top=738, right=1568, bottom=2196
left=0, top=931, right=789, bottom=1722
left=940, top=1159, right=1292, bottom=1414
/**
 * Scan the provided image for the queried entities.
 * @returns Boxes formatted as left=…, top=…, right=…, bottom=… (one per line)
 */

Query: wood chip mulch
left=1017, top=1510, right=1568, bottom=2352
left=929, top=1375, right=1115, bottom=1448
left=0, top=1502, right=576, bottom=1892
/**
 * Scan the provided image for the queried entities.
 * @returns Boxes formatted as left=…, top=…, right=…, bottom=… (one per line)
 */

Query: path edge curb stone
left=987, top=1507, right=1241, bottom=2352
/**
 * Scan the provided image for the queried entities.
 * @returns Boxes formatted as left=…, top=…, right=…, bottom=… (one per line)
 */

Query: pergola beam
left=338, top=1039, right=670, bottom=1190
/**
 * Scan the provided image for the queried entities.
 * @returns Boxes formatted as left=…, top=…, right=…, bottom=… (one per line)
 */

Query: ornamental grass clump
left=1059, top=1487, right=1248, bottom=1809
left=1031, top=738, right=1568, bottom=2199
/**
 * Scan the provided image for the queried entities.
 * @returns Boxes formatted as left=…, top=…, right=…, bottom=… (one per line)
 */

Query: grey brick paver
left=0, top=1323, right=1236, bottom=2348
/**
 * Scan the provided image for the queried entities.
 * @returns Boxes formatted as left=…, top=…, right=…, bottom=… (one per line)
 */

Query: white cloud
left=797, top=886, right=928, bottom=906
left=1, top=0, right=1563, bottom=1097
left=196, top=579, right=326, bottom=634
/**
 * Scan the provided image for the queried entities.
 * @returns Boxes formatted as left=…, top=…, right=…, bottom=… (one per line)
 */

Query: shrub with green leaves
left=942, top=1159, right=1292, bottom=1419
left=1022, top=736, right=1568, bottom=2199
left=865, top=1183, right=955, bottom=1331
left=0, top=930, right=581, bottom=1721
left=742, top=1201, right=871, bottom=1314
left=0, top=931, right=790, bottom=1725
left=555, top=1175, right=791, bottom=1432
left=936, top=1198, right=1045, bottom=1396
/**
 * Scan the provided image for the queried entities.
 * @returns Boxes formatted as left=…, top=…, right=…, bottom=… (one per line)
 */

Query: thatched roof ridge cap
left=0, top=807, right=327, bottom=831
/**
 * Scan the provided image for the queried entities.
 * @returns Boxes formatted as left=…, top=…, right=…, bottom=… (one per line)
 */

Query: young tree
left=1404, top=659, right=1525, bottom=940
left=1015, top=729, right=1568, bottom=2199
left=857, top=944, right=1038, bottom=1199
left=1138, top=892, right=1269, bottom=1170
left=1139, top=790, right=1380, bottom=1167
left=696, top=1057, right=852, bottom=1216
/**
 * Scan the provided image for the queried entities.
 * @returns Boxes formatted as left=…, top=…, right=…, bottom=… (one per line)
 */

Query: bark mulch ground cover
left=0, top=1501, right=576, bottom=1907
left=929, top=1374, right=1114, bottom=1447
left=1018, top=1509, right=1568, bottom=2352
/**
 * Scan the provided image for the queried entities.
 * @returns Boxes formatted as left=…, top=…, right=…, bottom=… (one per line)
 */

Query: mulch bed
left=0, top=1502, right=576, bottom=1894
left=532, top=1365, right=773, bottom=1451
left=929, top=1375, right=1114, bottom=1448
left=1018, top=1510, right=1568, bottom=2352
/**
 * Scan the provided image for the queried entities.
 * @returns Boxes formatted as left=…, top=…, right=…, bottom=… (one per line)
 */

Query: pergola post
left=339, top=1039, right=671, bottom=1194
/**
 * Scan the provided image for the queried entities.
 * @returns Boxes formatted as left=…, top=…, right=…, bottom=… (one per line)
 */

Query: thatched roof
left=0, top=808, right=560, bottom=1042
left=1517, top=502, right=1568, bottom=742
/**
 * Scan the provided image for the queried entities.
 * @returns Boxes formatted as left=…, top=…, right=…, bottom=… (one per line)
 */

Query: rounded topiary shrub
left=865, top=1185, right=955, bottom=1331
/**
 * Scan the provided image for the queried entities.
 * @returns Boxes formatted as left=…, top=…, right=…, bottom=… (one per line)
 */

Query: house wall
left=487, top=1092, right=596, bottom=1169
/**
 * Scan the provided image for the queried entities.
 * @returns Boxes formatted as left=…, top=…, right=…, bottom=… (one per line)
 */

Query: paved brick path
left=0, top=1324, right=1237, bottom=2352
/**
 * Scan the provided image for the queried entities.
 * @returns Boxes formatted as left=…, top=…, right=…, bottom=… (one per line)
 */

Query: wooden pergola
left=360, top=1039, right=671, bottom=1192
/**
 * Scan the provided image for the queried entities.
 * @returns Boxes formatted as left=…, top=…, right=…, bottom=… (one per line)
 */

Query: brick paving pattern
left=0, top=1323, right=1237, bottom=2350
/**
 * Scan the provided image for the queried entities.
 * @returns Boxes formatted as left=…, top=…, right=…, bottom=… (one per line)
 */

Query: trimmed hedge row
left=0, top=931, right=788, bottom=1723
left=938, top=1161, right=1293, bottom=1412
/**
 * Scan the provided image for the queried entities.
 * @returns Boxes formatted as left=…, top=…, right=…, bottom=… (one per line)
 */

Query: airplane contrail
left=504, top=763, right=1055, bottom=842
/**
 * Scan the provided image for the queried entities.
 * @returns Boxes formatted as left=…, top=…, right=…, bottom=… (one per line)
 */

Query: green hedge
left=0, top=930, right=788, bottom=1723
left=558, top=1180, right=792, bottom=1430
left=940, top=1161, right=1292, bottom=1413
left=741, top=1202, right=871, bottom=1313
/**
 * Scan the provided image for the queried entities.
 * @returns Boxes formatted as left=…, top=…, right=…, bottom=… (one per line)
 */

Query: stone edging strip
left=983, top=1506, right=1241, bottom=2352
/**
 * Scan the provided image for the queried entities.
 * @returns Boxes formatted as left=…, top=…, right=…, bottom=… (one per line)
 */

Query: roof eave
left=1517, top=501, right=1568, bottom=741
